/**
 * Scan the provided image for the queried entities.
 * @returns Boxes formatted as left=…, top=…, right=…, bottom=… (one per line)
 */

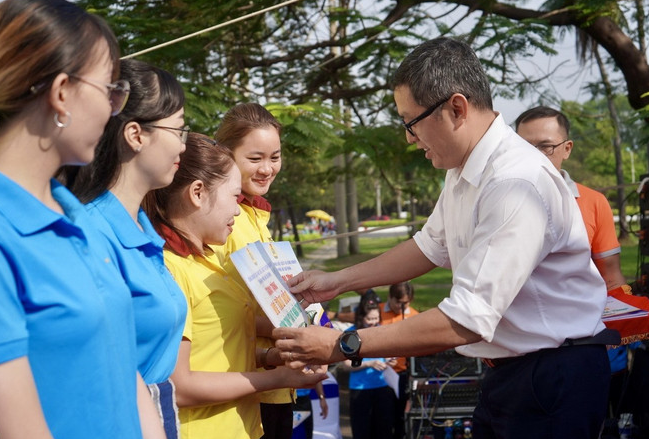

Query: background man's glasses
left=534, top=139, right=568, bottom=156
left=68, top=74, right=130, bottom=116
left=142, top=124, right=191, bottom=143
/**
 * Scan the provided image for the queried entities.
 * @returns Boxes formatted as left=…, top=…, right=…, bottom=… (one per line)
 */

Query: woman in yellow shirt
left=145, top=133, right=324, bottom=439
left=212, top=103, right=294, bottom=439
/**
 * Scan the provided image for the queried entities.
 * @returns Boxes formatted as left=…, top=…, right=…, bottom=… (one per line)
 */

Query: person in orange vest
left=380, top=282, right=418, bottom=439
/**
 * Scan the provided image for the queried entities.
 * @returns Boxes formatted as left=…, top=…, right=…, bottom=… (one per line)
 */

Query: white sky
left=351, top=0, right=613, bottom=125
left=493, top=35, right=603, bottom=124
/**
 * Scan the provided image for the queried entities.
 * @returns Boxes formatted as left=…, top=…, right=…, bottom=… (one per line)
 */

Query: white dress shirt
left=413, top=114, right=606, bottom=359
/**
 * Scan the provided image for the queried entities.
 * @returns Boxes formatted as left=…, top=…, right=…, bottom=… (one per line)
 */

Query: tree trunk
left=375, top=179, right=382, bottom=217
left=274, top=209, right=283, bottom=242
left=330, top=0, right=348, bottom=258
left=595, top=47, right=629, bottom=240
left=334, top=154, right=348, bottom=257
left=287, top=203, right=303, bottom=258
left=346, top=153, right=360, bottom=254
left=405, top=170, right=417, bottom=238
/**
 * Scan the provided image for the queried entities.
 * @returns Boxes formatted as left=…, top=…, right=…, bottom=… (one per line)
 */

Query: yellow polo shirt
left=212, top=196, right=293, bottom=405
left=164, top=248, right=263, bottom=439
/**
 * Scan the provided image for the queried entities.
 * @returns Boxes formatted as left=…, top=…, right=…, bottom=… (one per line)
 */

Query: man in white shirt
left=274, top=37, right=617, bottom=438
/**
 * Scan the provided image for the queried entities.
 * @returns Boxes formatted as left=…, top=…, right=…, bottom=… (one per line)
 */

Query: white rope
left=122, top=0, right=303, bottom=59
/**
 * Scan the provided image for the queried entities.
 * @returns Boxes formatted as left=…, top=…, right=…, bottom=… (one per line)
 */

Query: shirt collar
left=0, top=174, right=81, bottom=235
left=457, top=113, right=507, bottom=188
left=238, top=194, right=272, bottom=212
left=382, top=301, right=412, bottom=316
left=157, top=223, right=195, bottom=257
left=88, top=191, right=164, bottom=249
left=560, top=169, right=580, bottom=197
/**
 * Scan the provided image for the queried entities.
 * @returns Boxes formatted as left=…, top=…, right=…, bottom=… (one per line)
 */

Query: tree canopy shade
left=80, top=0, right=649, bottom=126
left=78, top=0, right=649, bottom=236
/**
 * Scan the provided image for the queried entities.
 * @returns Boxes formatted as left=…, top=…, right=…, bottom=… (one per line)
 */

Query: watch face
left=340, top=331, right=361, bottom=354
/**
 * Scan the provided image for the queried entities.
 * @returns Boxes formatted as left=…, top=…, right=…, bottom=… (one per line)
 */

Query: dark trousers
left=293, top=395, right=313, bottom=439
left=472, top=344, right=610, bottom=439
left=393, top=371, right=409, bottom=439
left=261, top=402, right=294, bottom=439
left=350, top=386, right=395, bottom=439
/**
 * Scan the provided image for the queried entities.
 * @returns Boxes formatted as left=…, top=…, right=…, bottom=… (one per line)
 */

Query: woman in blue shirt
left=340, top=298, right=397, bottom=439
left=66, top=58, right=188, bottom=439
left=0, top=1, right=162, bottom=438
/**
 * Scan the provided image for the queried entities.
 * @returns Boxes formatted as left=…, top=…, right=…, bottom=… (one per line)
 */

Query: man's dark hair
left=514, top=106, right=570, bottom=137
left=392, top=37, right=492, bottom=111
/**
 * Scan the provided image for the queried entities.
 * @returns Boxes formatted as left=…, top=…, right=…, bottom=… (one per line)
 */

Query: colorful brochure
left=230, top=240, right=309, bottom=328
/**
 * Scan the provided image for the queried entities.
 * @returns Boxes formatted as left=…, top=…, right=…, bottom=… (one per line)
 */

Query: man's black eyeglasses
left=401, top=95, right=472, bottom=137
left=401, top=96, right=451, bottom=137
left=534, top=139, right=568, bottom=156
left=141, top=124, right=190, bottom=143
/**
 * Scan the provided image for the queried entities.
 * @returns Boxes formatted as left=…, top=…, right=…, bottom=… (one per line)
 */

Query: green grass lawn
left=313, top=236, right=643, bottom=314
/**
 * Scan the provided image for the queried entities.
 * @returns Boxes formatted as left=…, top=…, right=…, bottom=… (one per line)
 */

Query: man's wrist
left=338, top=330, right=362, bottom=367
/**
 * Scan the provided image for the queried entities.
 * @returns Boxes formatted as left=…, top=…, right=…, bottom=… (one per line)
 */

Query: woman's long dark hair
left=66, top=58, right=185, bottom=202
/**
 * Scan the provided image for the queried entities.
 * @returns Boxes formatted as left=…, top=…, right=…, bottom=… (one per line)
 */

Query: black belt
left=482, top=328, right=621, bottom=368
left=560, top=328, right=620, bottom=347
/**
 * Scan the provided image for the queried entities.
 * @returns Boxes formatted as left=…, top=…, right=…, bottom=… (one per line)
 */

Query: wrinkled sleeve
left=163, top=253, right=193, bottom=342
left=590, top=193, right=621, bottom=260
left=0, top=247, right=28, bottom=364
left=413, top=190, right=451, bottom=269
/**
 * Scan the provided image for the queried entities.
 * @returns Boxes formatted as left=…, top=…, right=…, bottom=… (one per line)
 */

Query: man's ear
left=188, top=180, right=205, bottom=208
left=563, top=140, right=574, bottom=159
left=124, top=121, right=146, bottom=154
left=449, top=93, right=469, bottom=123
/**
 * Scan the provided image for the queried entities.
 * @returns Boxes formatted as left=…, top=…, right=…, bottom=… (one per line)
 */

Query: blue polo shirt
left=345, top=326, right=390, bottom=390
left=0, top=175, right=142, bottom=439
left=86, top=191, right=187, bottom=384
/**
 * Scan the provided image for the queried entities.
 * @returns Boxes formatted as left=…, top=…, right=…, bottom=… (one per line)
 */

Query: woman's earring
left=54, top=111, right=71, bottom=128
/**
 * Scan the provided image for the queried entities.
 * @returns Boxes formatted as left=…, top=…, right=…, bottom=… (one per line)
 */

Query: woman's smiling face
left=232, top=126, right=281, bottom=199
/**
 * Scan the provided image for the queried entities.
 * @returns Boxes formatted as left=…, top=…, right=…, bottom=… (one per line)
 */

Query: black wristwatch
left=339, top=330, right=362, bottom=367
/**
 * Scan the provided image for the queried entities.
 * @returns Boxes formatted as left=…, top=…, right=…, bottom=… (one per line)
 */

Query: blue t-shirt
left=86, top=191, right=187, bottom=384
left=346, top=325, right=390, bottom=390
left=0, top=176, right=142, bottom=438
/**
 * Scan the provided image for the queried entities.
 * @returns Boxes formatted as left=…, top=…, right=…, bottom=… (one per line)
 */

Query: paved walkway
left=297, top=239, right=338, bottom=270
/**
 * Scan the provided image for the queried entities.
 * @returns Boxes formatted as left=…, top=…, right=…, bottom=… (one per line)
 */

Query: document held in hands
left=230, top=240, right=310, bottom=328
left=602, top=295, right=649, bottom=322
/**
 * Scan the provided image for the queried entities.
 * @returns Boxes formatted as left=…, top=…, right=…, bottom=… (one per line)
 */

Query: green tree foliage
left=562, top=97, right=647, bottom=202
left=264, top=102, right=345, bottom=214
left=77, top=0, right=649, bottom=218
left=339, top=124, right=443, bottom=215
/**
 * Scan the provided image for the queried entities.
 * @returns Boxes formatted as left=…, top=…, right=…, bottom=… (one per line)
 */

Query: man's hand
left=273, top=326, right=345, bottom=368
left=287, top=270, right=342, bottom=305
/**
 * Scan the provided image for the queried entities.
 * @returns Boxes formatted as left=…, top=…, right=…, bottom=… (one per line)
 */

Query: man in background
left=515, top=106, right=626, bottom=290
left=516, top=106, right=636, bottom=433
left=381, top=282, right=418, bottom=439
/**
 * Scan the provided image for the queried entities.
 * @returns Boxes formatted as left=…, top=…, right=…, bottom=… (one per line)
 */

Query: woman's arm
left=136, top=372, right=166, bottom=439
left=315, top=381, right=328, bottom=419
left=172, top=339, right=326, bottom=407
left=0, top=357, right=54, bottom=439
